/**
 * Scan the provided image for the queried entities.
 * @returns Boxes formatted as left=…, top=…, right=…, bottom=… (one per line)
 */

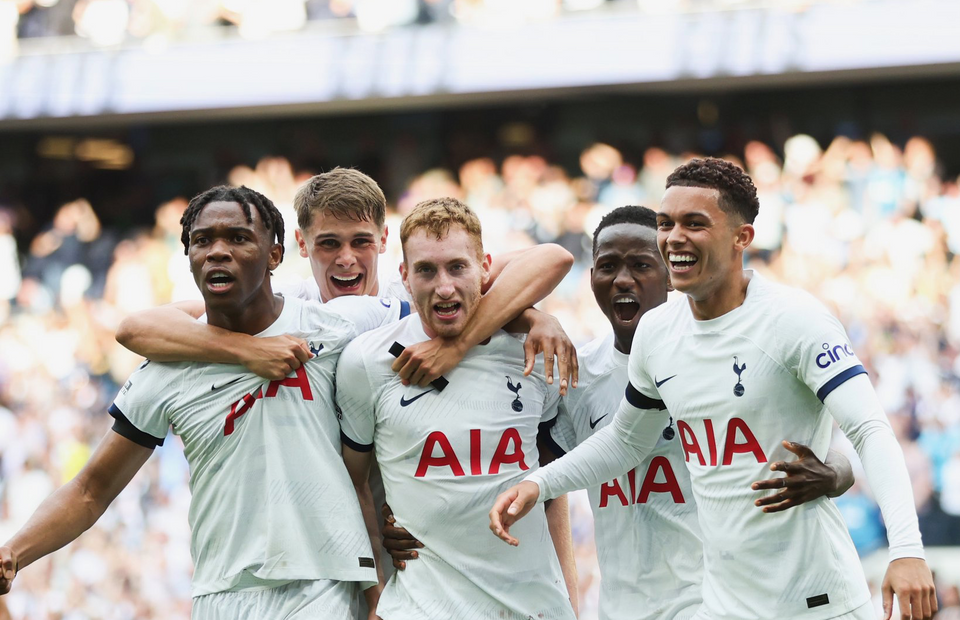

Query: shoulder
left=750, top=275, right=837, bottom=329
left=341, top=314, right=418, bottom=364
left=575, top=333, right=617, bottom=383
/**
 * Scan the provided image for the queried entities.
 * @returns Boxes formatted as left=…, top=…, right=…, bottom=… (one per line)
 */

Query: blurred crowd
left=1, top=132, right=960, bottom=618
left=2, top=0, right=878, bottom=51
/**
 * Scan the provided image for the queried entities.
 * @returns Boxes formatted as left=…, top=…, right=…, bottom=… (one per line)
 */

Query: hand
left=239, top=335, right=313, bottom=380
left=381, top=503, right=423, bottom=570
left=881, top=557, right=937, bottom=620
left=0, top=547, right=17, bottom=595
left=391, top=338, right=465, bottom=387
left=522, top=312, right=578, bottom=396
left=752, top=440, right=839, bottom=513
left=489, top=481, right=540, bottom=546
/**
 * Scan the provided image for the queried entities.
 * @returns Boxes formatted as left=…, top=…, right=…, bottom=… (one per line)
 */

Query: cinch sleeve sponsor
left=109, top=362, right=179, bottom=444
left=778, top=297, right=867, bottom=402
left=335, top=339, right=376, bottom=451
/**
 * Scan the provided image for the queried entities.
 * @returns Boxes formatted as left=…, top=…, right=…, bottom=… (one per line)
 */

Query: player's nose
left=613, top=265, right=634, bottom=288
left=206, top=238, right=232, bottom=261
left=335, top=246, right=357, bottom=268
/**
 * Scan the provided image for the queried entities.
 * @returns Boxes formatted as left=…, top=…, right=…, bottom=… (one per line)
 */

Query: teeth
left=332, top=274, right=360, bottom=282
left=436, top=302, right=457, bottom=309
left=614, top=297, right=635, bottom=304
left=669, top=254, right=696, bottom=263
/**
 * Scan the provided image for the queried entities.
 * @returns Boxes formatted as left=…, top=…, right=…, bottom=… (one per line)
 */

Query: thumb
left=783, top=440, right=811, bottom=459
left=507, top=496, right=526, bottom=516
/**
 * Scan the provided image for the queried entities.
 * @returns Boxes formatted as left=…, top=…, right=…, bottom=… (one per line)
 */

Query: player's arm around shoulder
left=1, top=431, right=154, bottom=595
left=116, top=299, right=312, bottom=381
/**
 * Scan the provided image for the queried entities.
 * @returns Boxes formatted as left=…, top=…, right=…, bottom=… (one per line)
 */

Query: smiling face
left=591, top=222, right=670, bottom=353
left=295, top=211, right=388, bottom=302
left=401, top=226, right=491, bottom=339
left=656, top=185, right=753, bottom=304
left=187, top=200, right=281, bottom=329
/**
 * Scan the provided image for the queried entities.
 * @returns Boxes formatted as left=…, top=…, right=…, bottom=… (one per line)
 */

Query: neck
left=687, top=269, right=751, bottom=320
left=206, top=286, right=284, bottom=335
left=613, top=333, right=632, bottom=355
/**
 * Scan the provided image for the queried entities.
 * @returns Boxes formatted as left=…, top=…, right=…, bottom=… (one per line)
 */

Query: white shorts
left=192, top=579, right=357, bottom=620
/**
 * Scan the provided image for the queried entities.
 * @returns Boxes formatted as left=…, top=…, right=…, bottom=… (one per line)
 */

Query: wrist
left=226, top=333, right=257, bottom=366
left=825, top=461, right=847, bottom=497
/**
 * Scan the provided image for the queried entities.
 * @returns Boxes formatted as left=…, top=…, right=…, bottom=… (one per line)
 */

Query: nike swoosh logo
left=589, top=414, right=608, bottom=429
left=654, top=375, right=677, bottom=388
left=211, top=376, right=243, bottom=391
left=399, top=389, right=435, bottom=407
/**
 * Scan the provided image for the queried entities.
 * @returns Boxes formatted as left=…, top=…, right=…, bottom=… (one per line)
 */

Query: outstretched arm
left=0, top=431, right=153, bottom=594
left=393, top=244, right=576, bottom=389
left=750, top=441, right=855, bottom=512
left=826, top=374, right=936, bottom=620
left=116, top=301, right=312, bottom=380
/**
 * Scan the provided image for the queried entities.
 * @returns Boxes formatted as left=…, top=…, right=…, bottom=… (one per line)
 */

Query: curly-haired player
left=491, top=158, right=937, bottom=620
left=0, top=187, right=413, bottom=619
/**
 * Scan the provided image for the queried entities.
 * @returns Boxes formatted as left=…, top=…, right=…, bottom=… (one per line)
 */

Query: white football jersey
left=336, top=316, right=575, bottom=620
left=276, top=273, right=410, bottom=304
left=550, top=332, right=702, bottom=620
left=109, top=296, right=403, bottom=597
left=628, top=272, right=870, bottom=620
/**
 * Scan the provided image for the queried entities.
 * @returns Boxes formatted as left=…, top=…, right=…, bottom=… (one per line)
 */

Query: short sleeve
left=335, top=340, right=378, bottom=452
left=775, top=296, right=867, bottom=402
left=109, top=361, right=179, bottom=447
left=325, top=296, right=410, bottom=335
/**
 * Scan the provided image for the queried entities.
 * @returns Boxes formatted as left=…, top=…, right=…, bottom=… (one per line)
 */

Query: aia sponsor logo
left=223, top=366, right=313, bottom=435
left=816, top=342, right=856, bottom=369
left=677, top=417, right=767, bottom=467
left=598, top=456, right=685, bottom=507
left=415, top=428, right=528, bottom=477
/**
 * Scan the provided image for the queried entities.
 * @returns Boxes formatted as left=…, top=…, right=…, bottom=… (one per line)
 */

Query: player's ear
left=295, top=229, right=308, bottom=258
left=379, top=225, right=388, bottom=255
left=400, top=259, right=412, bottom=296
left=268, top=243, right=283, bottom=272
left=734, top=223, right=755, bottom=253
left=480, top=253, right=492, bottom=287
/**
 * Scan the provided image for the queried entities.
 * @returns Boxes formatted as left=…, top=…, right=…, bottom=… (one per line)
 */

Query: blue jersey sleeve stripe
left=399, top=301, right=411, bottom=319
left=816, top=365, right=867, bottom=402
left=625, top=383, right=666, bottom=411
left=108, top=403, right=165, bottom=448
left=340, top=430, right=374, bottom=453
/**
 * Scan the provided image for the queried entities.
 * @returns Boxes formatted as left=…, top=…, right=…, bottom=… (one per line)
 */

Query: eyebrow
left=314, top=231, right=376, bottom=240
left=191, top=225, right=255, bottom=237
left=656, top=211, right=711, bottom=220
